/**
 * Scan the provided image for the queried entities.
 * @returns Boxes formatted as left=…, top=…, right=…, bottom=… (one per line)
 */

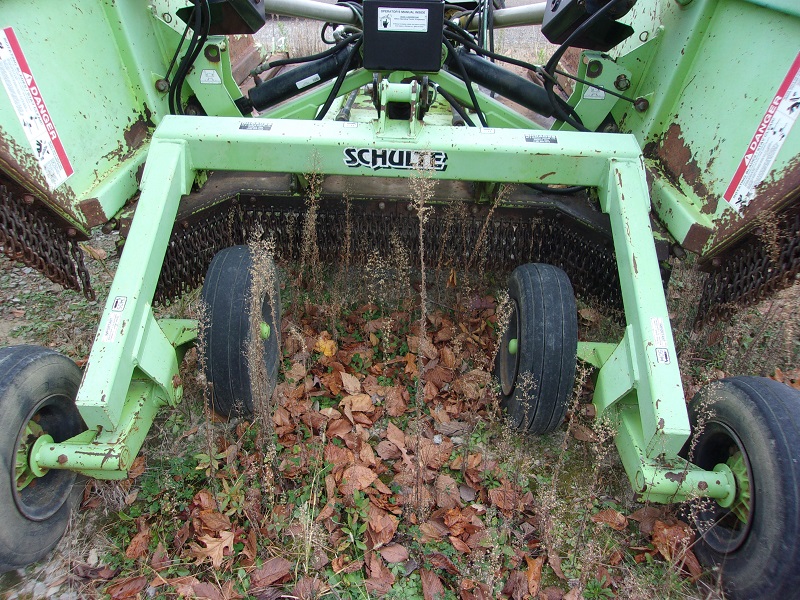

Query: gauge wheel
left=686, top=376, right=800, bottom=599
left=202, top=245, right=281, bottom=417
left=495, top=263, right=577, bottom=434
left=0, top=345, right=85, bottom=572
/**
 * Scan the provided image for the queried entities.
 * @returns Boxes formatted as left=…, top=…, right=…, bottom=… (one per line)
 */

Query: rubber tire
left=494, top=263, right=577, bottom=434
left=0, top=345, right=85, bottom=572
left=201, top=246, right=281, bottom=417
left=686, top=377, right=800, bottom=600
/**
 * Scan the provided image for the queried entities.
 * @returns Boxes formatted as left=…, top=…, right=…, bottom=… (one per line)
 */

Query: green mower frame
left=1, top=0, right=799, bottom=596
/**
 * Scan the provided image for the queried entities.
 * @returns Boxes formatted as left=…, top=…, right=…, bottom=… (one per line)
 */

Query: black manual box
left=362, top=0, right=444, bottom=72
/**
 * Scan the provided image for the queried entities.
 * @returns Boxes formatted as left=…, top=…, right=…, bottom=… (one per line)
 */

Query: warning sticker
left=111, top=296, right=127, bottom=312
left=200, top=69, right=222, bottom=84
left=296, top=73, right=321, bottom=90
left=655, top=348, right=671, bottom=365
left=525, top=134, right=558, bottom=144
left=650, top=317, right=667, bottom=347
left=724, top=52, right=800, bottom=213
left=102, top=312, right=122, bottom=343
left=583, top=86, right=605, bottom=100
left=239, top=121, right=272, bottom=131
left=0, top=27, right=73, bottom=190
left=377, top=7, right=428, bottom=32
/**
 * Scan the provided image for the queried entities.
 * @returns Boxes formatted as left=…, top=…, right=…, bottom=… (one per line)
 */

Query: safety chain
left=697, top=203, right=800, bottom=324
left=0, top=185, right=94, bottom=300
left=154, top=196, right=625, bottom=316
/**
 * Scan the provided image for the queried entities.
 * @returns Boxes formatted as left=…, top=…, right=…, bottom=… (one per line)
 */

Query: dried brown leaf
left=387, top=422, right=406, bottom=450
left=501, top=571, right=527, bottom=600
left=365, top=551, right=395, bottom=595
left=82, top=244, right=107, bottom=261
left=385, top=386, right=408, bottom=417
left=379, top=543, right=409, bottom=564
left=651, top=519, right=695, bottom=563
left=188, top=531, right=234, bottom=568
left=548, top=553, right=566, bottom=580
left=525, top=555, right=544, bottom=596
left=540, top=586, right=564, bottom=600
left=124, top=521, right=150, bottom=560
left=199, top=511, right=232, bottom=533
left=591, top=508, right=628, bottom=531
left=106, top=576, right=147, bottom=599
left=570, top=423, right=595, bottom=442
left=428, top=552, right=460, bottom=575
left=192, top=582, right=224, bottom=600
left=341, top=371, right=362, bottom=395
left=127, top=456, right=146, bottom=479
left=450, top=535, right=471, bottom=553
left=341, top=465, right=377, bottom=495
left=629, top=506, right=665, bottom=536
left=435, top=474, right=461, bottom=510
left=376, top=440, right=401, bottom=460
left=252, top=556, right=292, bottom=588
left=421, top=568, right=446, bottom=600
left=151, top=542, right=170, bottom=571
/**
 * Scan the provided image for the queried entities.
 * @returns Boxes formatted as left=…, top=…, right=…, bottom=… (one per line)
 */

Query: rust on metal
left=123, top=117, right=149, bottom=151
left=698, top=481, right=708, bottom=491
left=683, top=222, right=712, bottom=252
left=229, top=35, right=271, bottom=85
left=644, top=123, right=711, bottom=206
left=79, top=198, right=108, bottom=228
left=57, top=454, right=68, bottom=464
left=1, top=183, right=94, bottom=299
left=709, top=155, right=800, bottom=255
left=0, top=126, right=86, bottom=233
left=664, top=471, right=686, bottom=484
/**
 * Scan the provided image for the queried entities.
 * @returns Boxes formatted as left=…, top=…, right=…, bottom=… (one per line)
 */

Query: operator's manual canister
left=363, top=0, right=445, bottom=72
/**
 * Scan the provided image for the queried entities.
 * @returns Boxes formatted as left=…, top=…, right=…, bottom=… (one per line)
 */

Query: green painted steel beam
left=576, top=341, right=618, bottom=369
left=75, top=140, right=192, bottom=431
left=32, top=319, right=196, bottom=479
left=615, top=405, right=735, bottom=504
left=35, top=380, right=162, bottom=477
left=151, top=115, right=641, bottom=185
left=595, top=158, right=689, bottom=459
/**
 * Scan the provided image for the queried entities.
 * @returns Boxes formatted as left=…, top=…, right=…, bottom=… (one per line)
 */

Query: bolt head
left=614, top=75, right=631, bottom=91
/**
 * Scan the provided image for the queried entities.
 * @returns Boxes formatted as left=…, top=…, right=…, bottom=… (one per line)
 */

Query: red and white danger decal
left=0, top=27, right=73, bottom=190
left=724, top=52, right=800, bottom=213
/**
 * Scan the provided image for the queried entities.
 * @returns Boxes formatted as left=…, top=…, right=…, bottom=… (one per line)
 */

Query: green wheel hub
left=15, top=419, right=45, bottom=491
left=727, top=451, right=751, bottom=524
left=508, top=338, right=518, bottom=356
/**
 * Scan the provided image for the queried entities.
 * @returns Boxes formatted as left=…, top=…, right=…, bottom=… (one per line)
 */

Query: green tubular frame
left=29, top=101, right=736, bottom=503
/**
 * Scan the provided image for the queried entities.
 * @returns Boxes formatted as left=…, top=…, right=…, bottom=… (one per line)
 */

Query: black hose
left=435, top=85, right=475, bottom=127
left=169, top=0, right=210, bottom=115
left=336, top=88, right=360, bottom=121
left=252, top=34, right=356, bottom=76
left=543, top=0, right=628, bottom=131
left=315, top=36, right=363, bottom=121
left=442, top=37, right=487, bottom=127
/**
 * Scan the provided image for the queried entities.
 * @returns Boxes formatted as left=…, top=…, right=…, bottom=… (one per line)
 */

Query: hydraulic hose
left=248, top=42, right=357, bottom=111
left=446, top=48, right=554, bottom=118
